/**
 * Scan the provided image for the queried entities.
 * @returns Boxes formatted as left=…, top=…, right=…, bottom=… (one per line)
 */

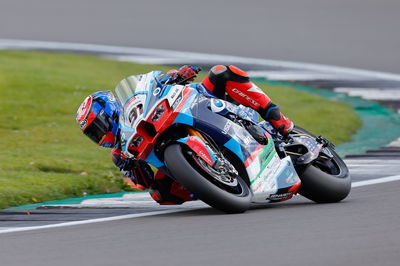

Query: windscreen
left=114, top=73, right=164, bottom=127
left=115, top=75, right=140, bottom=105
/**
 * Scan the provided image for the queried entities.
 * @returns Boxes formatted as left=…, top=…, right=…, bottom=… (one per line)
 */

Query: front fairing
left=116, top=78, right=301, bottom=203
left=116, top=71, right=177, bottom=158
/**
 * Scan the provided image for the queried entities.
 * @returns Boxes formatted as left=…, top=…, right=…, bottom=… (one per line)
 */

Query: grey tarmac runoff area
left=0, top=0, right=400, bottom=74
left=1, top=0, right=400, bottom=266
left=0, top=181, right=399, bottom=266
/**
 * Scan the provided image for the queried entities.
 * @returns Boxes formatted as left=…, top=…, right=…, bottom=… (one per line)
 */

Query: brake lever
left=176, top=74, right=197, bottom=85
left=316, top=136, right=335, bottom=149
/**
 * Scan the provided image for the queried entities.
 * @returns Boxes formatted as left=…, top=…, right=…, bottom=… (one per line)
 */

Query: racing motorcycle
left=115, top=71, right=351, bottom=213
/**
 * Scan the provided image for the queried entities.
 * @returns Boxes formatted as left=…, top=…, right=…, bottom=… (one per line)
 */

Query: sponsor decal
left=211, top=99, right=226, bottom=113
left=108, top=93, right=116, bottom=102
left=170, top=86, right=180, bottom=99
left=242, top=135, right=253, bottom=145
left=125, top=96, right=137, bottom=107
left=79, top=119, right=88, bottom=129
left=247, top=84, right=263, bottom=94
left=186, top=136, right=215, bottom=166
left=76, top=95, right=92, bottom=122
left=172, top=93, right=183, bottom=110
left=102, top=142, right=113, bottom=148
left=198, top=150, right=214, bottom=166
left=120, top=133, right=127, bottom=147
left=252, top=181, right=264, bottom=192
left=214, top=99, right=223, bottom=107
left=153, top=87, right=161, bottom=96
left=231, top=88, right=260, bottom=107
left=267, top=192, right=292, bottom=201
left=222, top=121, right=232, bottom=134
left=285, top=171, right=296, bottom=184
left=128, top=109, right=137, bottom=123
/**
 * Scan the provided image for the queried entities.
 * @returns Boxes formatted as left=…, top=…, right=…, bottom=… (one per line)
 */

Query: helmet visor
left=84, top=110, right=113, bottom=144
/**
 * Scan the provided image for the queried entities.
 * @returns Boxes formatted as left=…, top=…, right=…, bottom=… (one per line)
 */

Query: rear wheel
left=292, top=126, right=351, bottom=203
left=164, top=144, right=252, bottom=213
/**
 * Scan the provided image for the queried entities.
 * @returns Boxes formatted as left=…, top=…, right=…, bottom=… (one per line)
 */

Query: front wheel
left=164, top=144, right=252, bottom=213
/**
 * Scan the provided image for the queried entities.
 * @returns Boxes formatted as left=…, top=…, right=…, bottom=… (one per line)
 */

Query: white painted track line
left=0, top=176, right=399, bottom=235
left=334, top=87, right=400, bottom=100
left=0, top=209, right=193, bottom=234
left=351, top=175, right=400, bottom=188
left=2, top=39, right=400, bottom=81
left=247, top=70, right=369, bottom=81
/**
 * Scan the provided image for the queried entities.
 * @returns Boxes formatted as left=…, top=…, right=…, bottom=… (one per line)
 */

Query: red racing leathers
left=112, top=65, right=294, bottom=204
left=202, top=65, right=293, bottom=135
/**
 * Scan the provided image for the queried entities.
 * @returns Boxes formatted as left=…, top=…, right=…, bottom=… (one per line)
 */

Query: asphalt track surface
left=1, top=0, right=400, bottom=73
left=1, top=182, right=400, bottom=266
left=1, top=1, right=400, bottom=265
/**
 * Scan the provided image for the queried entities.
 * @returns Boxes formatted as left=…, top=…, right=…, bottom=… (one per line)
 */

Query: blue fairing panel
left=145, top=150, right=165, bottom=168
left=174, top=111, right=194, bottom=126
left=224, top=138, right=245, bottom=162
left=188, top=96, right=261, bottom=163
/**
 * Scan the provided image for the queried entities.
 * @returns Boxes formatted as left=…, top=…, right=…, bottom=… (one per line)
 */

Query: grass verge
left=255, top=79, right=362, bottom=144
left=0, top=51, right=361, bottom=209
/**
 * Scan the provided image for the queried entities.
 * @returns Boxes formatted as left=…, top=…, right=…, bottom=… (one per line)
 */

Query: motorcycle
left=115, top=71, right=351, bottom=213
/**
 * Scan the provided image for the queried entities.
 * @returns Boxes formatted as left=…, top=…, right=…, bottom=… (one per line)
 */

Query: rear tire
left=164, top=144, right=252, bottom=213
left=298, top=162, right=351, bottom=203
left=292, top=126, right=351, bottom=203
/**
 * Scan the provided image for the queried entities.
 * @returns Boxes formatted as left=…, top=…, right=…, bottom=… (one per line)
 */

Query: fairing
left=116, top=72, right=301, bottom=203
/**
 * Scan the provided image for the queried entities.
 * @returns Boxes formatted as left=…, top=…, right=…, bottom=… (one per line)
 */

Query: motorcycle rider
left=76, top=65, right=294, bottom=205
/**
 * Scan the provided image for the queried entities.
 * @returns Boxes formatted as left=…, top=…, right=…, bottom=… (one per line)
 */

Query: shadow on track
left=154, top=196, right=353, bottom=217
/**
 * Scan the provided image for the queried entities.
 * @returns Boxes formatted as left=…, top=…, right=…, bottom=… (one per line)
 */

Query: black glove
left=175, top=65, right=202, bottom=84
left=120, top=158, right=141, bottom=171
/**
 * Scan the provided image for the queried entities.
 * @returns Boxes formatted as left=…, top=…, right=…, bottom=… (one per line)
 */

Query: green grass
left=0, top=51, right=361, bottom=209
left=256, top=81, right=362, bottom=144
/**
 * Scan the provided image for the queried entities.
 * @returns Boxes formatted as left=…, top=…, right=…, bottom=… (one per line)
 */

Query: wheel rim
left=185, top=149, right=245, bottom=195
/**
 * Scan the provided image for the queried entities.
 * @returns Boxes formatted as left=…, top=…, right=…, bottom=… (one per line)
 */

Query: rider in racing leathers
left=76, top=65, right=294, bottom=205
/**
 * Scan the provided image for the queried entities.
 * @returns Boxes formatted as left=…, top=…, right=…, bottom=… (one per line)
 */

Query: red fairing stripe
left=244, top=145, right=264, bottom=168
left=127, top=87, right=194, bottom=160
left=186, top=136, right=215, bottom=166
left=174, top=86, right=193, bottom=113
left=279, top=181, right=302, bottom=202
left=289, top=181, right=301, bottom=193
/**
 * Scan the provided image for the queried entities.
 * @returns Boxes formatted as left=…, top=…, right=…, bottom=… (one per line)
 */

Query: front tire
left=164, top=144, right=252, bottom=213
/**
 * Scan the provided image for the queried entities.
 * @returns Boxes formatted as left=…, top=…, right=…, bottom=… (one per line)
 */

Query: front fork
left=186, top=127, right=207, bottom=142
left=181, top=127, right=237, bottom=175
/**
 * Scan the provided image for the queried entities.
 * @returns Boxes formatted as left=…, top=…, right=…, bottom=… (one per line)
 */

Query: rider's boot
left=261, top=103, right=294, bottom=136
left=149, top=171, right=196, bottom=205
